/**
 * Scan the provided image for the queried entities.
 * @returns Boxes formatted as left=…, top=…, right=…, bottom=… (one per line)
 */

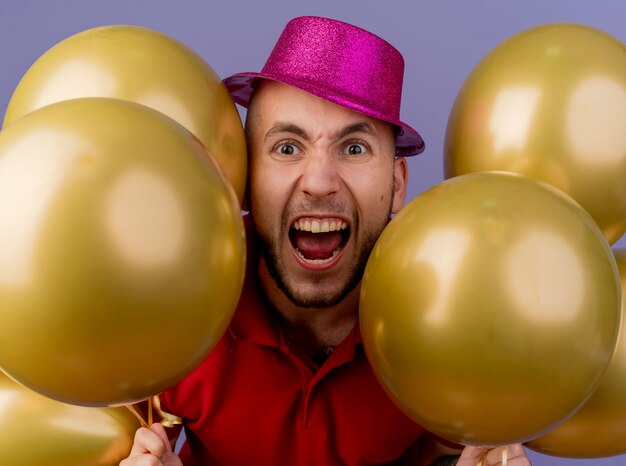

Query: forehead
left=247, top=81, right=393, bottom=138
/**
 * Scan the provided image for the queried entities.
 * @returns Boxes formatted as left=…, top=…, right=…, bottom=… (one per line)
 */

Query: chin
left=285, top=282, right=357, bottom=309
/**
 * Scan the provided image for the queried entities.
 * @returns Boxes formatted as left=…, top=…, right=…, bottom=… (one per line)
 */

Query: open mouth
left=289, top=217, right=350, bottom=265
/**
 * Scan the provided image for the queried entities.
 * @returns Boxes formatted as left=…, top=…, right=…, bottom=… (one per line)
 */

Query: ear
left=391, top=156, right=408, bottom=214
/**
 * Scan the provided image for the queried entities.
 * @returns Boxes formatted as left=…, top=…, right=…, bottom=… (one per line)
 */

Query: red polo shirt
left=161, top=234, right=425, bottom=465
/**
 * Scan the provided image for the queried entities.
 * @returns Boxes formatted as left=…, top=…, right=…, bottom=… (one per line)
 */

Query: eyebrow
left=263, top=121, right=377, bottom=143
left=334, top=122, right=377, bottom=141
left=264, top=123, right=309, bottom=143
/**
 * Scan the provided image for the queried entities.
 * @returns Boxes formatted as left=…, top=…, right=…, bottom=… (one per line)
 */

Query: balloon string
left=152, top=394, right=183, bottom=427
left=125, top=403, right=149, bottom=428
left=126, top=396, right=182, bottom=429
left=148, top=396, right=153, bottom=426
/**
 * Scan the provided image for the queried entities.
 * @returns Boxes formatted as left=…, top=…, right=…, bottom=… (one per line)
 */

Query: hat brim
left=224, top=72, right=425, bottom=157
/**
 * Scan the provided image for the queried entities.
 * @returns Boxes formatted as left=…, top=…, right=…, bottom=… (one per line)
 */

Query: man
left=121, top=16, right=530, bottom=466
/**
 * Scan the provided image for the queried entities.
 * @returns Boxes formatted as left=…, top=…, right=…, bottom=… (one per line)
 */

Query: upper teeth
left=293, top=219, right=348, bottom=233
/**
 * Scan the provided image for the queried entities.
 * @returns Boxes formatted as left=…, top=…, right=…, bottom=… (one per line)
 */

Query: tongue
left=293, top=231, right=343, bottom=260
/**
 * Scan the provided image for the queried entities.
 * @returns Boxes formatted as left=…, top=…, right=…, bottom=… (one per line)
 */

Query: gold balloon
left=360, top=172, right=621, bottom=445
left=526, top=249, right=626, bottom=458
left=0, top=371, right=140, bottom=465
left=3, top=25, right=247, bottom=205
left=0, top=98, right=245, bottom=406
left=445, top=23, right=626, bottom=244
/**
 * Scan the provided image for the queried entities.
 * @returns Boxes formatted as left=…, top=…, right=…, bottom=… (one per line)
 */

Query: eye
left=342, top=143, right=368, bottom=156
left=276, top=143, right=301, bottom=156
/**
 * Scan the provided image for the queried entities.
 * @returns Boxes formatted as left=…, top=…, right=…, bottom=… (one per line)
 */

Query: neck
left=257, top=259, right=360, bottom=359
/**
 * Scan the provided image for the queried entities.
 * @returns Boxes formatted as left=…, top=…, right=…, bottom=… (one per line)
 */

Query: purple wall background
left=1, top=1, right=625, bottom=464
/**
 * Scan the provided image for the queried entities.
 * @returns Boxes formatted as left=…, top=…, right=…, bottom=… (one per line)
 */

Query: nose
left=298, top=152, right=341, bottom=200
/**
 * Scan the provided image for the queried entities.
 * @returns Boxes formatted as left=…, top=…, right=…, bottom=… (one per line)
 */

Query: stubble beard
left=254, top=199, right=393, bottom=309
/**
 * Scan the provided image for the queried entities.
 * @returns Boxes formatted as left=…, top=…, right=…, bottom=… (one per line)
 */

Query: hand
left=120, top=423, right=182, bottom=466
left=457, top=444, right=530, bottom=466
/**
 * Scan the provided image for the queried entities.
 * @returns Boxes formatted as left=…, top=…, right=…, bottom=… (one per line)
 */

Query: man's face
left=247, top=81, right=407, bottom=309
